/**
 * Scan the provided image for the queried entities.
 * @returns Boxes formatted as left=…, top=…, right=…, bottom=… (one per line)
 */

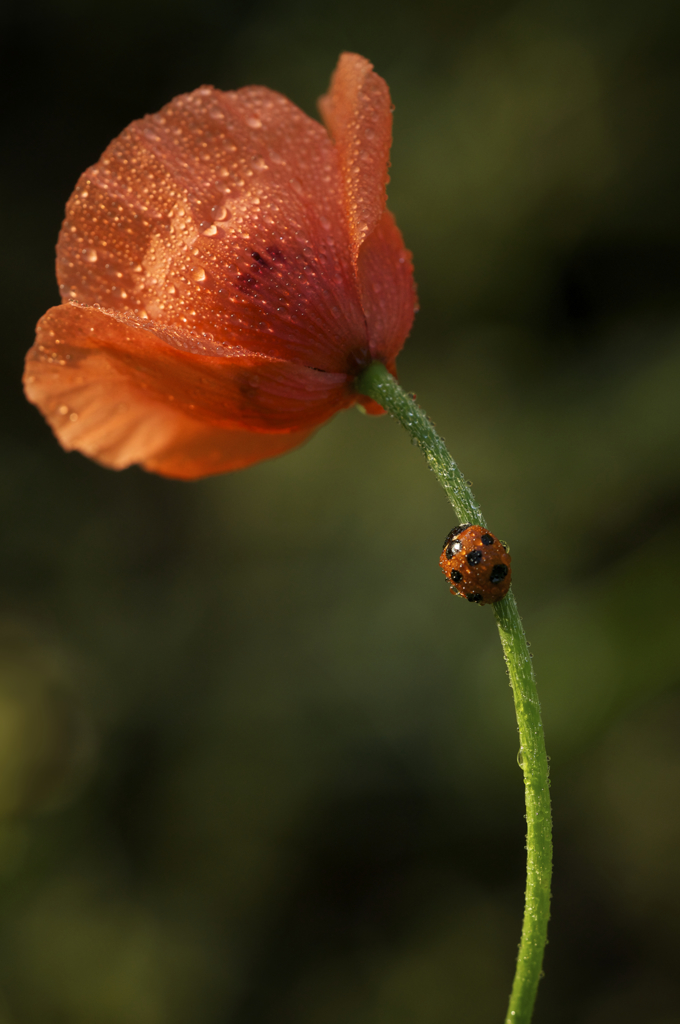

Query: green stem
left=356, top=361, right=552, bottom=1024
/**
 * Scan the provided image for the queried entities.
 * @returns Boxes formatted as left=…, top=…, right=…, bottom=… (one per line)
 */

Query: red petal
left=358, top=209, right=417, bottom=368
left=57, top=86, right=370, bottom=374
left=318, top=53, right=392, bottom=264
left=141, top=421, right=315, bottom=480
left=356, top=395, right=387, bottom=416
left=25, top=304, right=352, bottom=476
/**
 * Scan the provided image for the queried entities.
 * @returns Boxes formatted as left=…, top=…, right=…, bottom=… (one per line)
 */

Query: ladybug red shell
left=439, top=524, right=512, bottom=605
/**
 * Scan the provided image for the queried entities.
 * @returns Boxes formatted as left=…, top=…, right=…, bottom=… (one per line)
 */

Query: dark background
left=2, top=0, right=680, bottom=1020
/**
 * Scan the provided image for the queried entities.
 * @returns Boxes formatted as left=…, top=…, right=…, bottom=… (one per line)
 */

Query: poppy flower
left=24, top=53, right=416, bottom=480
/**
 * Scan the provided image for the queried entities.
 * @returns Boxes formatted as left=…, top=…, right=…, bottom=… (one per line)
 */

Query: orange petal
left=358, top=209, right=417, bottom=368
left=141, top=421, right=316, bottom=480
left=24, top=304, right=352, bottom=476
left=318, top=53, right=392, bottom=263
left=57, top=86, right=369, bottom=374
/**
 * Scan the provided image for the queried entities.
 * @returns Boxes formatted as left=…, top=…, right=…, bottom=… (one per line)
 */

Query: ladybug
left=439, top=524, right=511, bottom=605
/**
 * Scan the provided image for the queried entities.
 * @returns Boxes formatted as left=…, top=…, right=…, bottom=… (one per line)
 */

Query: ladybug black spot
left=481, top=533, right=494, bottom=546
left=489, top=564, right=508, bottom=584
left=466, top=550, right=483, bottom=566
left=443, top=524, right=471, bottom=549
left=467, top=593, right=483, bottom=603
left=450, top=569, right=463, bottom=583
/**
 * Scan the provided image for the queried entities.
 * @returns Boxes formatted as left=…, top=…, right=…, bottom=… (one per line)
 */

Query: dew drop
left=192, top=267, right=207, bottom=282
left=252, top=156, right=268, bottom=171
left=83, top=248, right=97, bottom=263
left=246, top=116, right=262, bottom=129
left=69, top=412, right=79, bottom=422
left=212, top=205, right=229, bottom=221
left=203, top=224, right=218, bottom=236
left=58, top=404, right=69, bottom=415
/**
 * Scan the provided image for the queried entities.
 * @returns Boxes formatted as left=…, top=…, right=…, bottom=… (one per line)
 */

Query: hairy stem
left=356, top=361, right=552, bottom=1024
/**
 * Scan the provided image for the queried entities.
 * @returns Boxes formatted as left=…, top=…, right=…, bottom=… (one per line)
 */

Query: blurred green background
left=2, top=0, right=680, bottom=1020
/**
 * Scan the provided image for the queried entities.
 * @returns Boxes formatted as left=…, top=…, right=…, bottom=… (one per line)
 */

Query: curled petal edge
left=24, top=304, right=355, bottom=479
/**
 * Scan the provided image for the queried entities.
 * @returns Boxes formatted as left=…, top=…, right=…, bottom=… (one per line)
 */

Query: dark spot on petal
left=450, top=569, right=463, bottom=583
left=252, top=251, right=269, bottom=268
left=489, top=564, right=508, bottom=584
left=345, top=349, right=371, bottom=377
left=466, top=550, right=483, bottom=566
left=481, top=533, right=494, bottom=545
left=236, top=274, right=257, bottom=293
left=467, top=593, right=483, bottom=603
left=266, top=246, right=285, bottom=262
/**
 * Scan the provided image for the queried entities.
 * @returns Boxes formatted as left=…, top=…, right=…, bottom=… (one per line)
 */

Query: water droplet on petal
left=192, top=267, right=206, bottom=282
left=212, top=205, right=229, bottom=221
left=246, top=116, right=262, bottom=129
left=203, top=224, right=218, bottom=236
left=83, top=248, right=97, bottom=262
